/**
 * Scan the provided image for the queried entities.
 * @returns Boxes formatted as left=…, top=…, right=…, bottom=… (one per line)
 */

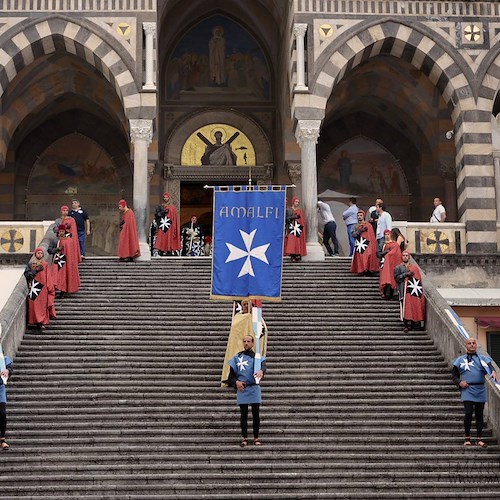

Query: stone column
left=130, top=119, right=153, bottom=261
left=494, top=156, right=500, bottom=251
left=142, top=22, right=156, bottom=90
left=293, top=24, right=308, bottom=92
left=295, top=119, right=324, bottom=261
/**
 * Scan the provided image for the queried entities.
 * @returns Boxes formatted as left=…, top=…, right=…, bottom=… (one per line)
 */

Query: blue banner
left=211, top=186, right=286, bottom=301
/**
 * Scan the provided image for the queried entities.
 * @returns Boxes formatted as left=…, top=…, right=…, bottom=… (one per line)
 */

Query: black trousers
left=239, top=404, right=260, bottom=439
left=463, top=400, right=485, bottom=438
left=0, top=402, right=6, bottom=438
left=322, top=221, right=339, bottom=255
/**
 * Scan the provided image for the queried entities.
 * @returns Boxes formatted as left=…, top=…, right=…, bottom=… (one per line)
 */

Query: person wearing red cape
left=52, top=224, right=81, bottom=297
left=53, top=205, right=82, bottom=263
left=284, top=196, right=307, bottom=262
left=153, top=192, right=181, bottom=256
left=118, top=199, right=140, bottom=262
left=24, top=247, right=56, bottom=331
left=394, top=250, right=426, bottom=332
left=350, top=209, right=379, bottom=275
left=378, top=229, right=402, bottom=299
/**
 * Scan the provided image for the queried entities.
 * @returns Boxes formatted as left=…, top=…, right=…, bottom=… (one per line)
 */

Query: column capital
left=130, top=119, right=153, bottom=145
left=142, top=22, right=157, bottom=37
left=295, top=120, right=321, bottom=145
left=293, top=23, right=308, bottom=38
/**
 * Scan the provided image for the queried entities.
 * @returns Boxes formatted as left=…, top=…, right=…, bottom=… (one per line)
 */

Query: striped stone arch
left=0, top=71, right=129, bottom=170
left=0, top=16, right=141, bottom=119
left=295, top=20, right=497, bottom=252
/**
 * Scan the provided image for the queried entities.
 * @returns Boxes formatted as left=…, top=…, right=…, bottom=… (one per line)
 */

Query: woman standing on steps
left=24, top=247, right=56, bottom=332
left=0, top=345, right=13, bottom=450
left=284, top=197, right=307, bottom=263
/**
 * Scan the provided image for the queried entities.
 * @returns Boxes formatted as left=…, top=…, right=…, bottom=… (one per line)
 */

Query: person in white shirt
left=375, top=203, right=392, bottom=251
left=317, top=200, right=339, bottom=256
left=430, top=197, right=446, bottom=223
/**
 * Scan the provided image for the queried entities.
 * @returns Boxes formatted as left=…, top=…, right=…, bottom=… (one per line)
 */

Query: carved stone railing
left=394, top=221, right=466, bottom=255
left=0, top=221, right=53, bottom=256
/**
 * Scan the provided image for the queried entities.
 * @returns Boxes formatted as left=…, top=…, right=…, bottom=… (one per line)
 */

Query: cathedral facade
left=0, top=0, right=499, bottom=257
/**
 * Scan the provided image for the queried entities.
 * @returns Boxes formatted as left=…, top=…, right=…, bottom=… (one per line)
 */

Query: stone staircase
left=1, top=257, right=500, bottom=498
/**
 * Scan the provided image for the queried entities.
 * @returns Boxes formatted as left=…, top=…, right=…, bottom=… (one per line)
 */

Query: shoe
left=253, top=438, right=262, bottom=446
left=1, top=438, right=9, bottom=450
left=240, top=438, right=248, bottom=448
left=476, top=439, right=488, bottom=448
left=333, top=253, right=340, bottom=256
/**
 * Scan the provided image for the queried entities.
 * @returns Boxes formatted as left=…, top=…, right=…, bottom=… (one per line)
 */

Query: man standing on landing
left=430, top=197, right=447, bottom=223
left=70, top=199, right=91, bottom=258
left=452, top=338, right=497, bottom=448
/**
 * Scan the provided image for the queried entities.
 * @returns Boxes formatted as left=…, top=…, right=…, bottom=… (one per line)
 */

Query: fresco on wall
left=27, top=133, right=124, bottom=256
left=165, top=15, right=270, bottom=101
left=318, top=137, right=408, bottom=196
left=29, top=133, right=120, bottom=195
left=318, top=136, right=410, bottom=220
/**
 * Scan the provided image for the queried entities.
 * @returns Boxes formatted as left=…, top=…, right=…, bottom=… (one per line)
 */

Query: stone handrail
left=421, top=265, right=500, bottom=441
left=0, top=225, right=58, bottom=359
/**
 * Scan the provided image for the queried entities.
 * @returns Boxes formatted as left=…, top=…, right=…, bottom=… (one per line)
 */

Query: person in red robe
left=24, top=248, right=56, bottom=331
left=284, top=196, right=307, bottom=262
left=153, top=192, right=181, bottom=256
left=53, top=205, right=82, bottom=263
left=394, top=250, right=426, bottom=332
left=378, top=229, right=402, bottom=299
left=118, top=199, right=140, bottom=262
left=52, top=225, right=81, bottom=296
left=350, top=209, right=379, bottom=275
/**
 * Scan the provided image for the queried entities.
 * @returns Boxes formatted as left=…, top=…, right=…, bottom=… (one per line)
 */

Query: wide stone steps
left=2, top=257, right=499, bottom=498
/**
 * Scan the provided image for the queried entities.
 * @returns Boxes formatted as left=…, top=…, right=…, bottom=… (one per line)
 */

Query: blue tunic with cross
left=452, top=353, right=492, bottom=403
left=228, top=351, right=265, bottom=405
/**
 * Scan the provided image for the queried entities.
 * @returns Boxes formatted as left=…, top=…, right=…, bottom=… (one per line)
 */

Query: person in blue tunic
left=0, top=353, right=13, bottom=450
left=452, top=337, right=497, bottom=448
left=228, top=335, right=266, bottom=447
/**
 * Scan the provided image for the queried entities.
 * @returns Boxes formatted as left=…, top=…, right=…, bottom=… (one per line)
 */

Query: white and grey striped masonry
left=0, top=16, right=157, bottom=167
left=294, top=19, right=497, bottom=253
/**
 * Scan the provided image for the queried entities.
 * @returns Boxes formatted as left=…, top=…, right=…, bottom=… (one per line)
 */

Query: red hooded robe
left=379, top=241, right=402, bottom=292
left=61, top=215, right=82, bottom=263
left=118, top=208, right=141, bottom=259
left=154, top=203, right=181, bottom=253
left=27, top=257, right=56, bottom=325
left=403, top=264, right=426, bottom=322
left=284, top=208, right=307, bottom=257
left=350, top=222, right=379, bottom=274
left=52, top=235, right=81, bottom=293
